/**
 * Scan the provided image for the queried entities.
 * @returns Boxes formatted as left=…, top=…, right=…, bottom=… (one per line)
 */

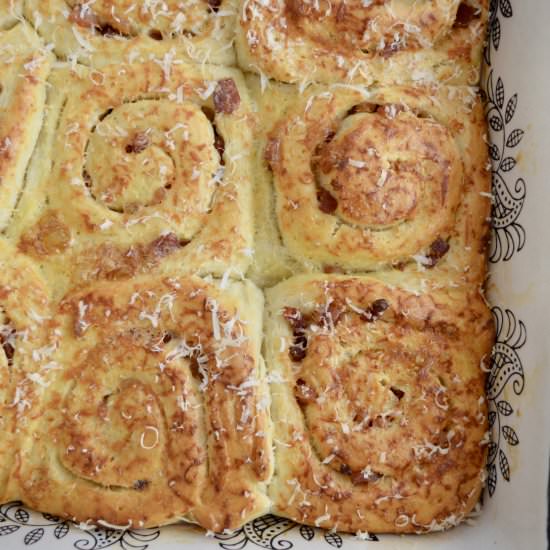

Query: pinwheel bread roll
left=237, top=0, right=488, bottom=86
left=13, top=275, right=272, bottom=530
left=0, top=239, right=53, bottom=503
left=8, top=61, right=254, bottom=300
left=0, top=23, right=52, bottom=230
left=248, top=78, right=490, bottom=285
left=25, top=0, right=236, bottom=67
left=265, top=273, right=493, bottom=533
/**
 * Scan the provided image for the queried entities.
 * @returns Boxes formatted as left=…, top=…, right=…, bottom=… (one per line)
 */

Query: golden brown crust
left=8, top=61, right=255, bottom=299
left=0, top=24, right=52, bottom=231
left=14, top=275, right=272, bottom=530
left=250, top=80, right=490, bottom=284
left=0, top=3, right=495, bottom=536
left=0, top=238, right=52, bottom=503
left=237, top=0, right=489, bottom=86
left=265, top=273, right=493, bottom=533
left=25, top=0, right=237, bottom=66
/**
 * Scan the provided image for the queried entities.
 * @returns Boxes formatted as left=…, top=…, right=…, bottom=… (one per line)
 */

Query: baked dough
left=0, top=1, right=21, bottom=29
left=0, top=23, right=52, bottom=231
left=0, top=3, right=492, bottom=536
left=24, top=0, right=236, bottom=67
left=0, top=239, right=52, bottom=503
left=14, top=275, right=272, bottom=530
left=265, top=273, right=492, bottom=533
left=248, top=78, right=490, bottom=285
left=8, top=61, right=254, bottom=299
left=237, top=0, right=488, bottom=86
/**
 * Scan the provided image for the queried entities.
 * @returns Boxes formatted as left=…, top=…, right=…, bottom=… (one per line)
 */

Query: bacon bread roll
left=265, top=273, right=492, bottom=534
left=0, top=23, right=52, bottom=231
left=248, top=78, right=490, bottom=285
left=237, top=0, right=488, bottom=86
left=25, top=0, right=236, bottom=67
left=14, top=275, right=272, bottom=530
left=0, top=239, right=53, bottom=503
left=8, top=61, right=254, bottom=299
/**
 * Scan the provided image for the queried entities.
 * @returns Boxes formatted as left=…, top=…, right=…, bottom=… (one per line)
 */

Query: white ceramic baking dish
left=1, top=1, right=548, bottom=549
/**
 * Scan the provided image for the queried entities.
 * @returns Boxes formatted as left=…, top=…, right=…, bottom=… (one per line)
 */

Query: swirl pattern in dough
left=265, top=273, right=492, bottom=533
left=0, top=24, right=52, bottom=231
left=237, top=0, right=488, bottom=86
left=14, top=275, right=272, bottom=530
left=25, top=0, right=236, bottom=66
left=255, top=81, right=490, bottom=283
left=9, top=61, right=254, bottom=298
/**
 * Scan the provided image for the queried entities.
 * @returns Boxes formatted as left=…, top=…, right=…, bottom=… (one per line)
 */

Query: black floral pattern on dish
left=486, top=307, right=526, bottom=496
left=484, top=0, right=513, bottom=66
left=214, top=514, right=378, bottom=549
left=484, top=68, right=526, bottom=263
left=0, top=501, right=160, bottom=549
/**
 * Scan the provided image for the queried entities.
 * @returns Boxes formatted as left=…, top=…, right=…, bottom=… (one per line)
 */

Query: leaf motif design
left=500, top=0, right=513, bottom=17
left=324, top=532, right=343, bottom=548
left=492, top=17, right=501, bottom=51
left=42, top=513, right=61, bottom=522
left=489, top=115, right=503, bottom=131
left=0, top=525, right=20, bottom=536
left=505, top=94, right=518, bottom=123
left=501, top=157, right=516, bottom=172
left=489, top=143, right=501, bottom=161
left=497, top=400, right=513, bottom=416
left=54, top=522, right=70, bottom=539
left=488, top=410, right=496, bottom=428
left=499, top=450, right=510, bottom=481
left=14, top=508, right=29, bottom=524
left=506, top=129, right=524, bottom=148
left=486, top=70, right=495, bottom=103
left=488, top=441, right=498, bottom=464
left=23, top=528, right=44, bottom=546
left=495, top=77, right=505, bottom=108
left=487, top=464, right=498, bottom=496
left=502, top=425, right=519, bottom=446
left=300, top=524, right=315, bottom=541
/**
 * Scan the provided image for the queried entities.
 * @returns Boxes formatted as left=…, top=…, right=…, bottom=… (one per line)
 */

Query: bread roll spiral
left=266, top=273, right=492, bottom=533
left=9, top=61, right=254, bottom=298
left=25, top=0, right=236, bottom=66
left=14, top=275, right=272, bottom=530
left=0, top=239, right=52, bottom=503
left=237, top=0, right=488, bottom=86
left=252, top=80, right=490, bottom=283
left=0, top=24, right=52, bottom=230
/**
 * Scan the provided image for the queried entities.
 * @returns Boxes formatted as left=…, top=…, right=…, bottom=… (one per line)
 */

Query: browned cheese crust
left=24, top=0, right=237, bottom=66
left=12, top=275, right=271, bottom=530
left=0, top=239, right=53, bottom=503
left=8, top=60, right=255, bottom=299
left=0, top=23, right=52, bottom=230
left=266, top=273, right=493, bottom=533
left=250, top=81, right=490, bottom=284
left=237, top=0, right=489, bottom=86
left=0, top=1, right=493, bottom=537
